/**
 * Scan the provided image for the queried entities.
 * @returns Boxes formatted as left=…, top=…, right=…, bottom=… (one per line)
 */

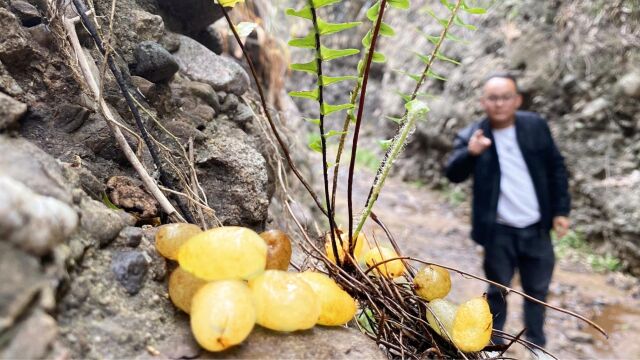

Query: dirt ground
left=333, top=169, right=640, bottom=359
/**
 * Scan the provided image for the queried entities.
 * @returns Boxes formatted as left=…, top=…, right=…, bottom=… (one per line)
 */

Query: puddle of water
left=584, top=303, right=640, bottom=358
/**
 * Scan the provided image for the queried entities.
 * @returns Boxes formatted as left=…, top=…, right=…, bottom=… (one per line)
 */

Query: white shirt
left=492, top=125, right=541, bottom=228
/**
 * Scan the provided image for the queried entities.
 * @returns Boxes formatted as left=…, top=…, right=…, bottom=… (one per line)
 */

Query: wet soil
left=333, top=169, right=640, bottom=359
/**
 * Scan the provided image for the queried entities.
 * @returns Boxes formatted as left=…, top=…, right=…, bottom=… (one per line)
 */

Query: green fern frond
left=285, top=6, right=312, bottom=19
left=321, top=103, right=355, bottom=116
left=317, top=18, right=362, bottom=36
left=388, top=0, right=410, bottom=9
left=289, top=88, right=319, bottom=100
left=320, top=75, right=359, bottom=86
left=311, top=0, right=341, bottom=8
left=288, top=33, right=316, bottom=48
left=290, top=60, right=318, bottom=74
left=320, top=46, right=360, bottom=61
left=379, top=22, right=396, bottom=37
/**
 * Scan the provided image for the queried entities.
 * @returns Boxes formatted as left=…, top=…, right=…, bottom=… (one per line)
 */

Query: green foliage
left=285, top=0, right=487, bottom=243
left=101, top=192, right=120, bottom=210
left=441, top=183, right=466, bottom=206
left=553, top=231, right=622, bottom=273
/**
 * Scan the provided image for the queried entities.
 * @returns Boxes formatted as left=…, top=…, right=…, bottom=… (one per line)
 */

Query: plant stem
left=354, top=101, right=428, bottom=238
left=347, top=0, right=388, bottom=255
left=218, top=3, right=330, bottom=218
left=309, top=2, right=340, bottom=267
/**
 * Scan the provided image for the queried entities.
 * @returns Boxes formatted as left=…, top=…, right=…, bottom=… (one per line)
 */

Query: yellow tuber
left=249, top=270, right=320, bottom=332
left=298, top=271, right=357, bottom=326
left=178, top=226, right=267, bottom=281
left=190, top=280, right=256, bottom=352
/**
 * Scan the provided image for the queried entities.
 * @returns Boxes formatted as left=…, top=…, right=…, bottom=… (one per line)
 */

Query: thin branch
left=308, top=1, right=341, bottom=268
left=347, top=0, right=388, bottom=255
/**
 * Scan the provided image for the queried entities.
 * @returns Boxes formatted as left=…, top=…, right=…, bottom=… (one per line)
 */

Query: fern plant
left=286, top=0, right=486, bottom=257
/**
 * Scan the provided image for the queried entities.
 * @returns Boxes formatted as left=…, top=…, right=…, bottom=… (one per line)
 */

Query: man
left=444, top=73, right=570, bottom=350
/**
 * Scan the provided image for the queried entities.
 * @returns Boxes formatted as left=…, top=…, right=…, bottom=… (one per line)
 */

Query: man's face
left=480, top=77, right=522, bottom=127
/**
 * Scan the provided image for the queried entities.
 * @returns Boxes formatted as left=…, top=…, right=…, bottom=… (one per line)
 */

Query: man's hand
left=553, top=216, right=570, bottom=239
left=468, top=129, right=492, bottom=156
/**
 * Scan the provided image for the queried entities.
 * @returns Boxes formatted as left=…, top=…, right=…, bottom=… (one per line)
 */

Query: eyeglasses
left=484, top=94, right=517, bottom=103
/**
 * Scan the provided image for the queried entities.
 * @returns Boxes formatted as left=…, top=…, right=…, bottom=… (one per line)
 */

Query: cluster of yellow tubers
left=324, top=230, right=406, bottom=279
left=322, top=230, right=492, bottom=353
left=155, top=224, right=357, bottom=352
left=414, top=265, right=493, bottom=352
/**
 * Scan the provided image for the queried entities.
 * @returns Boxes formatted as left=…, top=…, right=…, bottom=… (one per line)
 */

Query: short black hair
left=483, top=72, right=519, bottom=93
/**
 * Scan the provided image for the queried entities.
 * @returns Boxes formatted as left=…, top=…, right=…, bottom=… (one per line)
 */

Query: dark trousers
left=483, top=223, right=555, bottom=347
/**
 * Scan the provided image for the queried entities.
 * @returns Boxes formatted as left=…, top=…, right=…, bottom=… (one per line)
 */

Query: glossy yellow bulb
left=324, top=230, right=370, bottom=264
left=413, top=265, right=452, bottom=301
left=426, top=298, right=457, bottom=338
left=190, top=281, right=256, bottom=352
left=363, top=246, right=406, bottom=278
left=259, top=229, right=292, bottom=271
left=452, top=296, right=493, bottom=352
left=298, top=271, right=357, bottom=326
left=249, top=270, right=320, bottom=332
left=168, top=267, right=207, bottom=314
left=155, top=223, right=202, bottom=260
left=178, top=226, right=267, bottom=281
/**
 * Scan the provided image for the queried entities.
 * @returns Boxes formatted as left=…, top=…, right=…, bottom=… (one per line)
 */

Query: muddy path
left=331, top=169, right=640, bottom=359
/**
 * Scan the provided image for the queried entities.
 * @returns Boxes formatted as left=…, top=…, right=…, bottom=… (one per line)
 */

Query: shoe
left=484, top=350, right=502, bottom=358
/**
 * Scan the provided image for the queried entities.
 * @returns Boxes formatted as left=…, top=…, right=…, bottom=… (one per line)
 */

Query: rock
left=157, top=0, right=223, bottom=37
left=106, top=176, right=159, bottom=220
left=196, top=121, right=270, bottom=228
left=173, top=35, right=250, bottom=96
left=191, top=104, right=215, bottom=124
left=581, top=97, right=610, bottom=119
left=111, top=250, right=149, bottom=295
left=0, top=136, right=73, bottom=203
left=617, top=71, right=640, bottom=99
left=80, top=197, right=130, bottom=247
left=0, top=62, right=23, bottom=96
left=133, top=10, right=164, bottom=43
left=220, top=93, right=239, bottom=113
left=0, top=310, right=58, bottom=359
left=0, top=91, right=27, bottom=130
left=133, top=41, right=179, bottom=83
left=185, top=81, right=221, bottom=112
left=0, top=176, right=78, bottom=256
left=163, top=119, right=206, bottom=143
left=26, top=23, right=52, bottom=48
left=0, top=8, right=32, bottom=66
left=234, top=102, right=254, bottom=123
left=55, top=103, right=91, bottom=133
left=115, top=226, right=144, bottom=248
left=130, top=75, right=156, bottom=99
left=62, top=163, right=106, bottom=200
left=161, top=32, right=181, bottom=53
left=0, top=242, right=44, bottom=332
left=9, top=0, right=41, bottom=27
left=206, top=326, right=385, bottom=359
left=565, top=329, right=594, bottom=344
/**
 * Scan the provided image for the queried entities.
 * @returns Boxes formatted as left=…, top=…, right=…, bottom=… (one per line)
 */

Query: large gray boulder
left=173, top=35, right=250, bottom=96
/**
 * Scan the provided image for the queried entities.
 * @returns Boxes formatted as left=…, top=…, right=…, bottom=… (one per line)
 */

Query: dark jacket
left=445, top=111, right=570, bottom=246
